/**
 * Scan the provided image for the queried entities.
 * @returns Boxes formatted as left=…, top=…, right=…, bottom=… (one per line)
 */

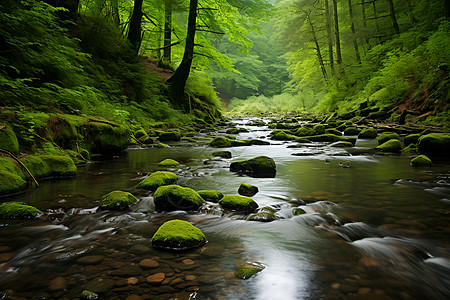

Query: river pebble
left=146, top=273, right=165, bottom=284
left=139, top=258, right=160, bottom=269
left=77, top=255, right=105, bottom=265
left=110, top=265, right=143, bottom=277
left=48, top=276, right=67, bottom=291
left=83, top=278, right=115, bottom=294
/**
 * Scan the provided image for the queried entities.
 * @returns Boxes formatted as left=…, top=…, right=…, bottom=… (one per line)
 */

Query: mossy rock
left=292, top=208, right=306, bottom=215
left=21, top=155, right=51, bottom=179
left=235, top=263, right=265, bottom=279
left=219, top=195, right=258, bottom=212
left=156, top=143, right=168, bottom=148
left=158, top=131, right=181, bottom=142
left=210, top=136, right=233, bottom=147
left=0, top=202, right=42, bottom=219
left=197, top=190, right=224, bottom=202
left=158, top=159, right=180, bottom=166
left=79, top=148, right=90, bottom=160
left=134, top=128, right=148, bottom=139
left=0, top=157, right=24, bottom=178
left=358, top=127, right=378, bottom=139
left=270, top=130, right=297, bottom=141
left=377, top=132, right=400, bottom=144
left=41, top=155, right=77, bottom=176
left=326, top=128, right=342, bottom=135
left=295, top=127, right=314, bottom=137
left=0, top=125, right=19, bottom=155
left=402, top=143, right=419, bottom=154
left=46, top=116, right=77, bottom=149
left=410, top=155, right=432, bottom=167
left=226, top=128, right=248, bottom=134
left=404, top=134, right=420, bottom=147
left=238, top=183, right=259, bottom=197
left=313, top=124, right=326, bottom=135
left=418, top=133, right=450, bottom=157
left=212, top=151, right=232, bottom=158
left=137, top=171, right=178, bottom=190
left=343, top=127, right=361, bottom=136
left=329, top=141, right=354, bottom=148
left=247, top=120, right=265, bottom=126
left=230, top=156, right=276, bottom=178
left=376, top=139, right=402, bottom=152
left=247, top=211, right=276, bottom=222
left=81, top=290, right=99, bottom=300
left=151, top=219, right=206, bottom=251
left=100, top=191, right=137, bottom=210
left=303, top=134, right=356, bottom=145
left=84, top=122, right=130, bottom=155
left=37, top=142, right=66, bottom=156
left=153, top=185, right=205, bottom=211
left=0, top=171, right=27, bottom=195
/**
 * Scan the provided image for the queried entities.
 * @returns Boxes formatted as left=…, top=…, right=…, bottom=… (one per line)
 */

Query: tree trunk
left=127, top=0, right=144, bottom=52
left=308, top=15, right=327, bottom=80
left=111, top=0, right=120, bottom=26
left=167, top=0, right=198, bottom=108
left=386, top=0, right=400, bottom=34
left=324, top=0, right=335, bottom=76
left=163, top=0, right=172, bottom=62
left=348, top=0, right=361, bottom=63
left=446, top=0, right=450, bottom=18
left=332, top=0, right=342, bottom=66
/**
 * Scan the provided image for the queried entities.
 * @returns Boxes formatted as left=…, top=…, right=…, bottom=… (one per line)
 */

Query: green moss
left=270, top=130, right=297, bottom=141
left=410, top=155, right=432, bottom=167
left=330, top=141, right=354, bottom=148
left=247, top=211, right=276, bottom=222
left=230, top=156, right=276, bottom=178
left=404, top=134, right=420, bottom=147
left=156, top=143, right=168, bottom=148
left=84, top=122, right=130, bottom=155
left=46, top=116, right=77, bottom=149
left=37, top=142, right=66, bottom=156
left=376, top=139, right=402, bottom=152
left=295, top=127, right=314, bottom=137
left=0, top=171, right=27, bottom=195
left=219, top=195, right=258, bottom=212
left=358, top=127, right=378, bottom=139
left=81, top=290, right=99, bottom=300
left=0, top=202, right=42, bottom=219
left=238, top=183, right=259, bottom=196
left=158, top=159, right=180, bottom=166
left=325, top=128, right=342, bottom=135
left=313, top=124, right=326, bottom=135
left=137, top=171, right=178, bottom=190
left=212, top=150, right=232, bottom=158
left=343, top=127, right=361, bottom=136
left=418, top=133, right=450, bottom=157
left=158, top=131, right=181, bottom=142
left=0, top=157, right=24, bottom=178
left=210, top=136, right=233, bottom=147
left=226, top=128, right=240, bottom=134
left=41, top=155, right=77, bottom=176
left=377, top=132, right=400, bottom=144
left=100, top=191, right=137, bottom=210
left=247, top=120, right=265, bottom=126
left=153, top=185, right=206, bottom=211
left=151, top=219, right=206, bottom=251
left=402, top=143, right=419, bottom=154
left=0, top=125, right=19, bottom=155
left=302, top=134, right=356, bottom=145
left=235, top=264, right=265, bottom=279
left=21, top=155, right=51, bottom=178
left=197, top=190, right=224, bottom=202
left=292, top=208, right=306, bottom=215
left=134, top=128, right=148, bottom=139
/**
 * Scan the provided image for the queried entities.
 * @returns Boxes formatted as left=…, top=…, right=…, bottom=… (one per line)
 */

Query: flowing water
left=0, top=118, right=449, bottom=300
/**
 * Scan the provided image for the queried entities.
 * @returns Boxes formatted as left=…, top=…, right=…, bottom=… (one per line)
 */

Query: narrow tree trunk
left=332, top=0, right=342, bottom=65
left=127, top=0, right=144, bottom=51
left=163, top=0, right=172, bottom=62
left=348, top=0, right=361, bottom=63
left=111, top=0, right=120, bottom=26
left=372, top=0, right=380, bottom=37
left=446, top=0, right=450, bottom=18
left=324, top=0, right=335, bottom=76
left=308, top=15, right=327, bottom=80
left=386, top=0, right=400, bottom=34
left=167, top=0, right=198, bottom=108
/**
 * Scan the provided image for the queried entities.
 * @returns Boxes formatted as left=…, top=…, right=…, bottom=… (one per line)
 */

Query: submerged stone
left=100, top=191, right=137, bottom=210
left=0, top=171, right=27, bottom=195
left=270, top=130, right=297, bottom=141
left=377, top=132, right=400, bottom=144
left=247, top=211, right=277, bottom=222
left=219, top=195, right=258, bottom=212
left=329, top=141, right=354, bottom=148
left=151, top=219, right=206, bottom=251
left=235, top=263, right=265, bottom=279
left=230, top=156, right=276, bottom=178
left=212, top=150, right=232, bottom=158
left=410, top=155, right=432, bottom=167
left=197, top=190, right=224, bottom=202
left=40, top=155, right=77, bottom=176
left=376, top=139, right=402, bottom=152
left=158, top=159, right=180, bottom=166
left=137, top=171, right=178, bottom=190
left=0, top=202, right=42, bottom=219
left=418, top=133, right=450, bottom=157
left=238, top=183, right=259, bottom=196
left=153, top=185, right=205, bottom=211
left=358, top=127, right=377, bottom=139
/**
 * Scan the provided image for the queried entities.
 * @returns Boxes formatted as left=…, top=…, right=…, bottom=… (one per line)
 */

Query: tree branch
left=147, top=41, right=180, bottom=50
left=196, top=29, right=225, bottom=35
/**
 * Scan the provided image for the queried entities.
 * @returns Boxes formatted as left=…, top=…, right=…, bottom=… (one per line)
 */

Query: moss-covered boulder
left=377, top=132, right=400, bottom=144
left=151, top=219, right=206, bottom=251
left=46, top=116, right=77, bottom=149
left=0, top=202, right=42, bottom=219
left=418, top=133, right=450, bottom=157
left=233, top=139, right=270, bottom=146
left=153, top=185, right=205, bottom=211
left=210, top=136, right=232, bottom=147
left=343, top=127, right=361, bottom=136
left=247, top=120, right=265, bottom=126
left=238, top=183, right=259, bottom=197
left=156, top=142, right=168, bottom=148
left=313, top=124, right=326, bottom=135
left=247, top=209, right=277, bottom=222
left=235, top=263, right=265, bottom=279
left=358, top=127, right=378, bottom=139
left=137, top=171, right=178, bottom=190
left=226, top=128, right=248, bottom=134
left=158, top=131, right=181, bottom=142
left=0, top=157, right=24, bottom=178
left=230, top=156, right=276, bottom=178
left=326, top=128, right=342, bottom=135
left=41, top=155, right=77, bottom=176
left=100, top=191, right=137, bottom=210
left=158, top=159, right=180, bottom=167
left=404, top=134, right=420, bottom=147
left=84, top=122, right=130, bottom=155
left=270, top=130, right=297, bottom=141
left=410, top=155, right=432, bottom=167
left=329, top=141, right=354, bottom=148
left=212, top=150, right=232, bottom=158
left=197, top=190, right=224, bottom=202
left=0, top=125, right=19, bottom=155
left=21, top=155, right=51, bottom=179
left=0, top=171, right=27, bottom=195
left=219, top=195, right=258, bottom=212
left=402, top=143, right=419, bottom=154
left=295, top=127, right=314, bottom=137
left=376, top=139, right=402, bottom=152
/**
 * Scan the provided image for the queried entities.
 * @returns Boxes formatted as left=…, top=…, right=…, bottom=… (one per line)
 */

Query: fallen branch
left=86, top=119, right=120, bottom=127
left=0, top=149, right=39, bottom=187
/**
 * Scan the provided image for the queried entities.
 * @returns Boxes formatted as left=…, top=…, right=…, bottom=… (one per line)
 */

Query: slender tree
left=332, top=0, right=342, bottom=66
left=163, top=0, right=172, bottom=62
left=128, top=0, right=144, bottom=51
left=348, top=0, right=361, bottom=63
left=386, top=0, right=400, bottom=34
left=307, top=13, right=327, bottom=80
left=324, top=0, right=335, bottom=75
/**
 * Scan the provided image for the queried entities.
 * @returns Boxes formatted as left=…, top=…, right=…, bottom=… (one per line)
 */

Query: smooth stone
left=77, top=255, right=105, bottom=265
left=49, top=276, right=67, bottom=291
left=110, top=265, right=143, bottom=277
left=146, top=273, right=165, bottom=284
left=127, top=277, right=139, bottom=285
left=139, top=258, right=160, bottom=269
left=129, top=244, right=151, bottom=254
left=83, top=278, right=115, bottom=294
left=182, top=259, right=195, bottom=265
left=185, top=275, right=196, bottom=281
left=170, top=278, right=185, bottom=286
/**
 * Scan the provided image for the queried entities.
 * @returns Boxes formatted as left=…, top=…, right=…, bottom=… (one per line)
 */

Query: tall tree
left=332, top=0, right=342, bottom=66
left=386, top=0, right=400, bottom=34
left=163, top=0, right=172, bottom=62
left=348, top=0, right=361, bottom=63
left=307, top=13, right=327, bottom=79
left=324, top=0, right=335, bottom=75
left=128, top=0, right=144, bottom=51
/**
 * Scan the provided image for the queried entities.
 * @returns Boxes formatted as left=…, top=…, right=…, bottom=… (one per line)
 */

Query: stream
left=0, top=118, right=449, bottom=300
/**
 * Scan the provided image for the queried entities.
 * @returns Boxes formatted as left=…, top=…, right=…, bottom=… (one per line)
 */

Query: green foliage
left=229, top=93, right=305, bottom=115
left=0, top=202, right=42, bottom=218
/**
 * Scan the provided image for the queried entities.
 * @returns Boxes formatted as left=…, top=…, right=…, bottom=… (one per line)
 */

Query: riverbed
left=1, top=118, right=449, bottom=299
